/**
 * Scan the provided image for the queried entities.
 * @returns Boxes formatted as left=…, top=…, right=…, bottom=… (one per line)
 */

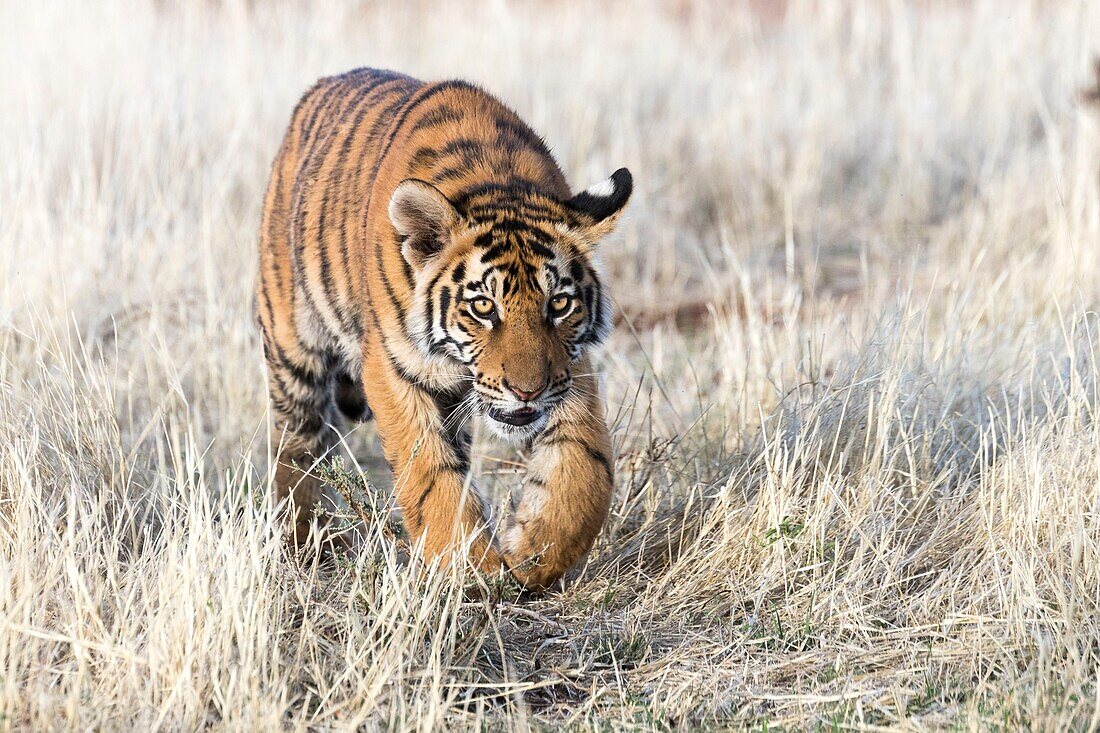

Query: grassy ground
left=2, top=1, right=1099, bottom=729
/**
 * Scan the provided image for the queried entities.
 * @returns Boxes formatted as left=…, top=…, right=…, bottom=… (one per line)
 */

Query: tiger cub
left=257, top=68, right=631, bottom=589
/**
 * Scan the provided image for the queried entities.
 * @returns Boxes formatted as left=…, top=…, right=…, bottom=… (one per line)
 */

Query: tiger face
left=390, top=169, right=632, bottom=442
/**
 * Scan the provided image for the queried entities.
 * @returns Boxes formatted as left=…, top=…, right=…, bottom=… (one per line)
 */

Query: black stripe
left=492, top=219, right=535, bottom=234
left=463, top=196, right=556, bottom=221
left=493, top=116, right=553, bottom=158
left=480, top=242, right=511, bottom=263
left=385, top=348, right=428, bottom=392
left=410, top=145, right=442, bottom=169
left=437, top=286, right=452, bottom=335
left=439, top=138, right=485, bottom=160
left=433, top=166, right=476, bottom=182
left=298, top=78, right=344, bottom=143
left=363, top=303, right=432, bottom=396
left=429, top=336, right=467, bottom=356
left=415, top=476, right=436, bottom=526
left=410, top=104, right=464, bottom=133
left=452, top=181, right=544, bottom=209
left=586, top=446, right=613, bottom=477
left=590, top=282, right=608, bottom=341
left=528, top=241, right=555, bottom=259
left=377, top=258, right=408, bottom=325
left=422, top=265, right=451, bottom=344
left=568, top=258, right=585, bottom=283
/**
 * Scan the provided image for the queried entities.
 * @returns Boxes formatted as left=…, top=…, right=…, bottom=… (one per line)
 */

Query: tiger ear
left=564, top=168, right=632, bottom=242
left=389, top=179, right=459, bottom=270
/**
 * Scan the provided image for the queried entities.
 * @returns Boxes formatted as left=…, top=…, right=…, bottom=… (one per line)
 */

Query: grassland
left=1, top=1, right=1099, bottom=729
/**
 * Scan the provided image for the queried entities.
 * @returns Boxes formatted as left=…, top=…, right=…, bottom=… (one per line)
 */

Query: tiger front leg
left=362, top=349, right=505, bottom=576
left=504, top=373, right=614, bottom=590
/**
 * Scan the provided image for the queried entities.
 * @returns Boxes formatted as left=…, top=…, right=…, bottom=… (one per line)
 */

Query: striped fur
left=257, top=68, right=631, bottom=589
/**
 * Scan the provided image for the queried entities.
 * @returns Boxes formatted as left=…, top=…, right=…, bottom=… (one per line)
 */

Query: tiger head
left=389, top=169, right=632, bottom=441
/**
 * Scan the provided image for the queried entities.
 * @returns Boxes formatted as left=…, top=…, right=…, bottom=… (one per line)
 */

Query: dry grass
left=2, top=0, right=1099, bottom=729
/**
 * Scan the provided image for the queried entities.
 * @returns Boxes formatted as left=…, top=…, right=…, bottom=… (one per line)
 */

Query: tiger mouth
left=486, top=406, right=544, bottom=427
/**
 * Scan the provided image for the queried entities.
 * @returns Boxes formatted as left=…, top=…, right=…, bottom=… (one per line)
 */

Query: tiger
left=256, top=67, right=631, bottom=590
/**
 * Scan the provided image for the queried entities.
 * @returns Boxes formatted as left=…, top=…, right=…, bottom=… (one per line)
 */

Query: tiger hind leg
left=262, top=336, right=342, bottom=547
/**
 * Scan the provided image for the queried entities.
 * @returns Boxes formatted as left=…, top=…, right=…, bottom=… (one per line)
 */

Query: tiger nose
left=502, top=378, right=546, bottom=402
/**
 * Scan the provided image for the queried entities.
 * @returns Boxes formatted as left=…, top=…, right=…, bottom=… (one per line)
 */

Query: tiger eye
left=470, top=297, right=496, bottom=317
left=549, top=293, right=572, bottom=316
